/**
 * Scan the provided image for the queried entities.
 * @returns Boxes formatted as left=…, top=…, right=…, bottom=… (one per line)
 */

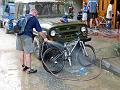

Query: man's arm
left=38, top=31, right=48, bottom=42
left=34, top=17, right=48, bottom=42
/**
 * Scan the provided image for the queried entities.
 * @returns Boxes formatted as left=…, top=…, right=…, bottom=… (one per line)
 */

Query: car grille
left=51, top=25, right=87, bottom=42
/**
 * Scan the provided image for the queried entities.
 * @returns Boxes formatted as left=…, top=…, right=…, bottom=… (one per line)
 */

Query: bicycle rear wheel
left=78, top=44, right=96, bottom=66
left=42, top=47, right=65, bottom=74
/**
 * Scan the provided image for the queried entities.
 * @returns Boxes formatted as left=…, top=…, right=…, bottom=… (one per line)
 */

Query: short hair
left=83, top=2, right=87, bottom=5
left=110, top=0, right=114, bottom=4
left=30, top=9, right=38, bottom=14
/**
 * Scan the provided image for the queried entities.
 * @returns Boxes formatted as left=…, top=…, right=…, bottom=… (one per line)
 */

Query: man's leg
left=85, top=20, right=87, bottom=26
left=118, top=21, right=120, bottom=33
left=95, top=18, right=99, bottom=27
left=116, top=21, right=119, bottom=33
left=19, top=51, right=25, bottom=66
left=90, top=13, right=94, bottom=28
left=25, top=53, right=32, bottom=68
left=22, top=36, right=37, bottom=73
left=25, top=53, right=37, bottom=74
left=16, top=36, right=25, bottom=68
left=22, top=52, right=32, bottom=71
left=90, top=18, right=93, bottom=28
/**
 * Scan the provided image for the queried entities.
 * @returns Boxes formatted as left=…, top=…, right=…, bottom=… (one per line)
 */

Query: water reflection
left=0, top=51, right=21, bottom=90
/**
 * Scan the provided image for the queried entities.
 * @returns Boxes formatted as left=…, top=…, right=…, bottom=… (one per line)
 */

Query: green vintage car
left=14, top=1, right=90, bottom=59
left=33, top=18, right=91, bottom=59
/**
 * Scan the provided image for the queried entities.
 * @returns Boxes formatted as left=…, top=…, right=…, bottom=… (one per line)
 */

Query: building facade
left=82, top=0, right=117, bottom=28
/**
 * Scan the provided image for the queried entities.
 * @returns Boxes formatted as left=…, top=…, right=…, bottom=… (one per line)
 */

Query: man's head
left=30, top=9, right=38, bottom=16
left=110, top=0, right=114, bottom=4
left=83, top=2, right=87, bottom=6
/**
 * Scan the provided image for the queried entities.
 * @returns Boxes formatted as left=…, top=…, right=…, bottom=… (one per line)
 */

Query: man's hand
left=39, top=32, right=48, bottom=42
left=44, top=38, right=48, bottom=42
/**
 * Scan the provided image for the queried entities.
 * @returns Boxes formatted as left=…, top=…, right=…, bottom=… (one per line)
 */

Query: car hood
left=38, top=17, right=84, bottom=30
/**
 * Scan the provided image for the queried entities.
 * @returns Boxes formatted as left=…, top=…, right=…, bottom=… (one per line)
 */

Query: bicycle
left=90, top=15, right=107, bottom=30
left=97, top=16, right=107, bottom=29
left=41, top=33, right=96, bottom=74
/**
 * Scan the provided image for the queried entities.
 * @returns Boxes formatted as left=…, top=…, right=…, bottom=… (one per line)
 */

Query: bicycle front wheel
left=85, top=44, right=96, bottom=63
left=42, top=47, right=65, bottom=74
left=78, top=44, right=96, bottom=66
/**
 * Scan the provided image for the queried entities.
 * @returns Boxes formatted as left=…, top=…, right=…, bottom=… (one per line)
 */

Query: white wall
left=15, top=0, right=58, bottom=3
left=0, top=0, right=3, bottom=20
left=73, top=0, right=82, bottom=20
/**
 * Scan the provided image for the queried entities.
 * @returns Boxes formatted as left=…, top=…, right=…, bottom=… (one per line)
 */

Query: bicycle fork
left=80, top=41, right=88, bottom=57
left=64, top=41, right=88, bottom=66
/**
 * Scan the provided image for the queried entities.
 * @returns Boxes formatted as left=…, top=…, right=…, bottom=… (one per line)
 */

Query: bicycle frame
left=64, top=35, right=88, bottom=66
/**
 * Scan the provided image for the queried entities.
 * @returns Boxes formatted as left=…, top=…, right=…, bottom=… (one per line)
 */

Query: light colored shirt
left=106, top=4, right=113, bottom=19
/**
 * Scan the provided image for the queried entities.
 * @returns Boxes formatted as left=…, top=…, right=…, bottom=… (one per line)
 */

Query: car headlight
left=50, top=30, right=56, bottom=36
left=81, top=27, right=86, bottom=32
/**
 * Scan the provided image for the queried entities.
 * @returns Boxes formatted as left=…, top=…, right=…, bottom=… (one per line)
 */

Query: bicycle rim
left=42, top=47, right=65, bottom=74
left=78, top=44, right=96, bottom=66
left=84, top=44, right=96, bottom=63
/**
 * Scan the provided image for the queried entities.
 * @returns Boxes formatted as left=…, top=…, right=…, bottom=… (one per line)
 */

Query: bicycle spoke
left=78, top=44, right=96, bottom=67
left=42, top=48, right=65, bottom=74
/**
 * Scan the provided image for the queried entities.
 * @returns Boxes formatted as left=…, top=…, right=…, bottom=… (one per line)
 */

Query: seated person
left=60, top=15, right=68, bottom=23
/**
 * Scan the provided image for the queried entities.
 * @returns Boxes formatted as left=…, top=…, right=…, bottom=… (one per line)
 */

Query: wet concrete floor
left=0, top=28, right=120, bottom=90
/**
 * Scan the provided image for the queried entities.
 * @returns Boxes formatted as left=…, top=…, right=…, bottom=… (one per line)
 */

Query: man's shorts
left=117, top=16, right=120, bottom=25
left=82, top=13, right=87, bottom=21
left=16, top=35, right=34, bottom=54
left=89, top=12, right=98, bottom=19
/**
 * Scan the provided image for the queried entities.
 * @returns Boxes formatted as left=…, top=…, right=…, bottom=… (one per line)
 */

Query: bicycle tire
left=42, top=47, right=65, bottom=74
left=85, top=44, right=96, bottom=63
left=78, top=44, right=96, bottom=67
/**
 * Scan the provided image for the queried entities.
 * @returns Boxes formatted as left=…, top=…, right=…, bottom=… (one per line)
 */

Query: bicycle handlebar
left=75, top=32, right=80, bottom=37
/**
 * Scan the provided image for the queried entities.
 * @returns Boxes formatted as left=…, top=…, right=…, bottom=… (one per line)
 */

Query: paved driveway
left=0, top=28, right=120, bottom=90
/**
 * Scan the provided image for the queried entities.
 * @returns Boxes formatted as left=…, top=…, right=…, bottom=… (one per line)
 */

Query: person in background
left=81, top=2, right=88, bottom=25
left=88, top=0, right=98, bottom=28
left=87, top=5, right=90, bottom=27
left=116, top=2, right=120, bottom=33
left=77, top=11, right=82, bottom=21
left=68, top=4, right=74, bottom=19
left=106, top=0, right=114, bottom=29
left=60, top=15, right=68, bottom=23
left=16, top=9, right=48, bottom=74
